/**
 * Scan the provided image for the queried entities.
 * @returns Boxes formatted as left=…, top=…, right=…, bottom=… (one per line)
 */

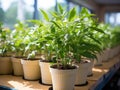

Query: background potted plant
left=96, top=23, right=111, bottom=62
left=0, top=22, right=13, bottom=75
left=38, top=24, right=55, bottom=85
left=68, top=7, right=104, bottom=85
left=21, top=24, right=41, bottom=81
left=109, top=26, right=120, bottom=59
left=28, top=19, right=55, bottom=84
left=11, top=22, right=29, bottom=76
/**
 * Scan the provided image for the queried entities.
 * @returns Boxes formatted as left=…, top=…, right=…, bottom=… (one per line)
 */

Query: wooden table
left=0, top=54, right=120, bottom=90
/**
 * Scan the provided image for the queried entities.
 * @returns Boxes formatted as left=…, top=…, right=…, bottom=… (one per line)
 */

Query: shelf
left=0, top=54, right=120, bottom=90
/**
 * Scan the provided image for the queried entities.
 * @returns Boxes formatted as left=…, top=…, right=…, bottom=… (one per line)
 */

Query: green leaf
left=50, top=11, right=58, bottom=18
left=51, top=21, right=61, bottom=29
left=90, top=27, right=105, bottom=33
left=81, top=51, right=97, bottom=60
left=40, top=9, right=49, bottom=21
left=50, top=25, right=55, bottom=33
left=88, top=35, right=101, bottom=44
left=68, top=7, right=76, bottom=21
left=80, top=7, right=89, bottom=15
left=58, top=4, right=63, bottom=14
left=27, top=20, right=43, bottom=26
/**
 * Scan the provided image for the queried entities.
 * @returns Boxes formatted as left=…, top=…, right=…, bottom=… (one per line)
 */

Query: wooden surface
left=0, top=54, right=120, bottom=90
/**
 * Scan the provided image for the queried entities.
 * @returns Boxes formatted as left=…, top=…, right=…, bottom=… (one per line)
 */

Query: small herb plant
left=69, top=8, right=104, bottom=62
left=0, top=22, right=12, bottom=56
left=97, top=23, right=111, bottom=50
left=110, top=26, right=120, bottom=48
left=24, top=20, right=52, bottom=60
left=38, top=5, right=105, bottom=69
left=11, top=21, right=29, bottom=57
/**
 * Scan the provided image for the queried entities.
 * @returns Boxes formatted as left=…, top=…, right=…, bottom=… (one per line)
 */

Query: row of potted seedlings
left=94, top=24, right=120, bottom=66
left=0, top=5, right=120, bottom=90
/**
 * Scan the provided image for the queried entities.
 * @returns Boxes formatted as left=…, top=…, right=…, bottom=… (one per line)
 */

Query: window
left=0, top=0, right=84, bottom=29
left=105, top=12, right=120, bottom=26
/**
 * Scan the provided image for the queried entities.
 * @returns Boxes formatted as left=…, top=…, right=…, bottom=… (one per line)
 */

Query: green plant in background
left=97, top=23, right=111, bottom=50
left=110, top=26, right=120, bottom=48
left=24, top=23, right=43, bottom=59
left=69, top=7, right=104, bottom=63
left=97, top=24, right=120, bottom=49
left=25, top=20, right=51, bottom=60
left=10, top=21, right=29, bottom=57
left=26, top=9, right=57, bottom=61
left=24, top=20, right=53, bottom=60
left=0, top=22, right=12, bottom=56
left=0, top=7, right=5, bottom=22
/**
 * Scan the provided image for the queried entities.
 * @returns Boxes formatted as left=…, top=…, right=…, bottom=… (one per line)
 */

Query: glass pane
left=116, top=13, right=120, bottom=25
left=105, top=12, right=120, bottom=26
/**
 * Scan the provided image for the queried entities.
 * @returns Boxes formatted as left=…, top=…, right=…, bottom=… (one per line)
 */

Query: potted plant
left=0, top=22, right=13, bottom=75
left=39, top=41, right=55, bottom=85
left=11, top=22, right=29, bottom=76
left=21, top=25, right=41, bottom=81
left=39, top=30, right=55, bottom=85
left=96, top=23, right=111, bottom=62
left=21, top=52, right=41, bottom=81
left=72, top=7, right=104, bottom=84
left=29, top=17, right=56, bottom=84
left=49, top=5, right=78, bottom=90
left=109, top=26, right=120, bottom=58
